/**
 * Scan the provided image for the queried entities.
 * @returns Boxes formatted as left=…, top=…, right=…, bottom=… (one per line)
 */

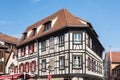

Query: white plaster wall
left=0, top=41, right=4, bottom=45
left=6, top=51, right=18, bottom=74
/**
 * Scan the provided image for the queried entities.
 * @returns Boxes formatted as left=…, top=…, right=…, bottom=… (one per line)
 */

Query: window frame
left=73, top=55, right=82, bottom=69
left=25, top=62, right=29, bottom=73
left=19, top=63, right=23, bottom=73
left=23, top=32, right=27, bottom=40
left=73, top=32, right=82, bottom=45
left=32, top=28, right=37, bottom=36
left=31, top=61, right=36, bottom=72
left=44, top=21, right=51, bottom=31
left=42, top=59, right=46, bottom=72
left=87, top=57, right=91, bottom=71
left=41, top=41, right=46, bottom=52
left=59, top=56, right=65, bottom=70
left=21, top=48, right=24, bottom=56
left=49, top=37, right=54, bottom=49
left=59, top=35, right=64, bottom=47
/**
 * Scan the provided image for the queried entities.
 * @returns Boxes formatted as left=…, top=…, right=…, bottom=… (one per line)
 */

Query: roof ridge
left=0, top=33, right=19, bottom=40
left=62, top=8, right=68, bottom=26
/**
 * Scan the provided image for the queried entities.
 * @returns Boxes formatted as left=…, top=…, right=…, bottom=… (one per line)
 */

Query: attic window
left=44, top=21, right=51, bottom=31
left=23, top=32, right=27, bottom=40
left=32, top=28, right=37, bottom=36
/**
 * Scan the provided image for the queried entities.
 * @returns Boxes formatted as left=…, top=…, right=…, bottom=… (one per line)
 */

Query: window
left=29, top=44, right=32, bottom=54
left=59, top=35, right=64, bottom=46
left=88, top=57, right=91, bottom=70
left=21, top=48, right=23, bottom=56
left=32, top=28, right=37, bottom=36
left=88, top=57, right=96, bottom=72
left=73, top=33, right=81, bottom=44
left=42, top=59, right=46, bottom=71
left=31, top=61, right=36, bottom=72
left=28, top=44, right=34, bottom=54
left=21, top=47, right=26, bottom=56
left=49, top=37, right=54, bottom=49
left=25, top=62, right=29, bottom=73
left=23, top=32, right=27, bottom=40
left=97, top=62, right=99, bottom=73
left=92, top=59, right=96, bottom=71
left=59, top=56, right=65, bottom=70
left=86, top=35, right=92, bottom=48
left=41, top=41, right=46, bottom=51
left=19, top=64, right=23, bottom=73
left=73, top=56, right=82, bottom=68
left=44, top=21, right=51, bottom=31
left=93, top=61, right=96, bottom=71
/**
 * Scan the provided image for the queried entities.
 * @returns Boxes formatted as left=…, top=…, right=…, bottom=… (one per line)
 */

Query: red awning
left=0, top=74, right=31, bottom=80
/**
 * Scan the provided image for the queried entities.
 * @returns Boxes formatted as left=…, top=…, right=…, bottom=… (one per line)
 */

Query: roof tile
left=17, top=8, right=89, bottom=46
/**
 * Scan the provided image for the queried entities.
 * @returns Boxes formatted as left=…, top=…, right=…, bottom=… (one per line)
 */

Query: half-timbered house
left=17, top=8, right=104, bottom=80
left=0, top=33, right=18, bottom=75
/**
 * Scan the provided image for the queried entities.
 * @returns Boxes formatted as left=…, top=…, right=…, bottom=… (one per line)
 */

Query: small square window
left=73, top=33, right=81, bottom=44
left=44, top=21, right=51, bottom=31
left=73, top=55, right=82, bottom=68
left=23, top=32, right=27, bottom=40
left=32, top=28, right=37, bottom=36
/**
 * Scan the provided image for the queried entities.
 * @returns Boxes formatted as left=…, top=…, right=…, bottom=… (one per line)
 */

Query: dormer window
left=44, top=21, right=51, bottom=31
left=23, top=32, right=27, bottom=40
left=32, top=28, right=37, bottom=36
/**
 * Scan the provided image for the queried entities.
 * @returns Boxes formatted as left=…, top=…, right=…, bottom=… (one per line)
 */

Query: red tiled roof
left=0, top=33, right=19, bottom=44
left=111, top=52, right=120, bottom=62
left=17, top=8, right=90, bottom=46
left=105, top=52, right=120, bottom=62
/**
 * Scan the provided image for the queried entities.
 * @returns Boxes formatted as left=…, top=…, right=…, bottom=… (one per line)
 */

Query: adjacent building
left=0, top=33, right=18, bottom=75
left=104, top=51, right=120, bottom=80
left=5, top=49, right=18, bottom=74
left=0, top=43, right=8, bottom=75
left=17, top=9, right=104, bottom=80
left=112, top=65, right=120, bottom=80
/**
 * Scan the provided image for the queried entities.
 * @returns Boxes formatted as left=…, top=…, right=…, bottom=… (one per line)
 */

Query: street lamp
left=11, top=63, right=14, bottom=80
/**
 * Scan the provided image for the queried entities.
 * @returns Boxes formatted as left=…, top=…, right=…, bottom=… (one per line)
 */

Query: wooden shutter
left=28, top=63, right=29, bottom=72
left=32, top=43, right=34, bottom=53
left=34, top=61, right=36, bottom=71
left=22, top=63, right=25, bottom=72
left=19, top=65, right=21, bottom=73
left=29, top=62, right=32, bottom=72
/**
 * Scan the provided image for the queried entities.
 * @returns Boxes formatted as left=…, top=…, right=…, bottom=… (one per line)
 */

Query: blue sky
left=0, top=0, right=120, bottom=57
